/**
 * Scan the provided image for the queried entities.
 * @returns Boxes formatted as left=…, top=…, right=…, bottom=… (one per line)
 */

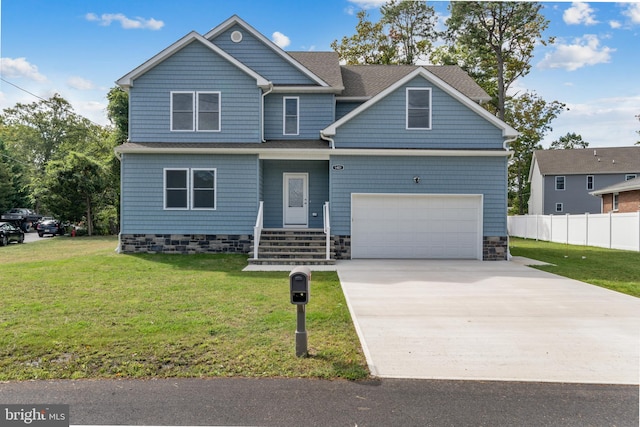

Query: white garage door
left=351, top=194, right=483, bottom=259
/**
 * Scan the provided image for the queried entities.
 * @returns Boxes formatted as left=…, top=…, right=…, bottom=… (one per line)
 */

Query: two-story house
left=528, top=147, right=640, bottom=215
left=114, top=15, right=517, bottom=261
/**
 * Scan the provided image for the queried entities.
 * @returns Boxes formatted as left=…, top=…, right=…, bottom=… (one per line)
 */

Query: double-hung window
left=283, top=97, right=299, bottom=135
left=164, top=169, right=189, bottom=209
left=171, top=91, right=220, bottom=132
left=406, top=88, right=431, bottom=130
left=586, top=175, right=594, bottom=190
left=555, top=176, right=565, bottom=191
left=164, top=168, right=216, bottom=210
left=613, top=193, right=619, bottom=211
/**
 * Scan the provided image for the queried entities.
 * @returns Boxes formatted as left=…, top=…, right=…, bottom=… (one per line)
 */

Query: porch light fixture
left=413, top=176, right=421, bottom=184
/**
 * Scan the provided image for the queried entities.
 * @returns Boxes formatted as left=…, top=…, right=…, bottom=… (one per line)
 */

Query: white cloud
left=86, top=13, right=164, bottom=30
left=563, top=2, right=599, bottom=25
left=272, top=31, right=291, bottom=49
left=538, top=35, right=614, bottom=71
left=347, top=0, right=388, bottom=9
left=623, top=3, right=640, bottom=24
left=609, top=20, right=622, bottom=29
left=67, top=76, right=95, bottom=91
left=0, top=57, right=47, bottom=82
left=542, top=95, right=640, bottom=148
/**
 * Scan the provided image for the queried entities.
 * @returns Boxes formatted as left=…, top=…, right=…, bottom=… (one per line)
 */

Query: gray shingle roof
left=533, top=147, right=640, bottom=175
left=288, top=52, right=344, bottom=89
left=339, top=64, right=491, bottom=101
left=287, top=52, right=490, bottom=101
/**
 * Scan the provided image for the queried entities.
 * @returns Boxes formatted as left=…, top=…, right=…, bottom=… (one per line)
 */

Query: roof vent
left=593, top=149, right=597, bottom=156
left=231, top=30, right=243, bottom=43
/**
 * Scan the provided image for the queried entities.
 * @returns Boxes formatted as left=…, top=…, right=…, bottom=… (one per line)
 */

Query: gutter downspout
left=320, top=131, right=335, bottom=149
left=261, top=83, right=274, bottom=142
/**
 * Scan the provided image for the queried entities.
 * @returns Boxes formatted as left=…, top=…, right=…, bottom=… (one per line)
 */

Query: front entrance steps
left=248, top=229, right=335, bottom=266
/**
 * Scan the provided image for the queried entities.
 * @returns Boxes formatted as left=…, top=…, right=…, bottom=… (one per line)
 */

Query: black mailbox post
left=289, top=266, right=311, bottom=357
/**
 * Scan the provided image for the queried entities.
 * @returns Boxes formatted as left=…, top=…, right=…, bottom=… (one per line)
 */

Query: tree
left=107, top=86, right=129, bottom=145
left=505, top=92, right=567, bottom=214
left=331, top=10, right=397, bottom=65
left=40, top=152, right=108, bottom=236
left=441, top=2, right=553, bottom=120
left=380, top=0, right=439, bottom=64
left=550, top=132, right=589, bottom=149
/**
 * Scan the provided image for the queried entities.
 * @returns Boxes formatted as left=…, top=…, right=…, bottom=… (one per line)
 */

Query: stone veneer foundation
left=119, top=233, right=507, bottom=260
left=119, top=234, right=252, bottom=254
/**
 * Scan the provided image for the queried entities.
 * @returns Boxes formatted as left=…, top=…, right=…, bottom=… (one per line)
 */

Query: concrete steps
left=249, top=229, right=334, bottom=265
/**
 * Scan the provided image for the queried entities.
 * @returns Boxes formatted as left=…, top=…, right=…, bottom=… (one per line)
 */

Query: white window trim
left=406, top=87, right=432, bottom=130
left=197, top=92, right=221, bottom=132
left=586, top=175, right=594, bottom=191
left=171, top=91, right=221, bottom=132
left=170, top=91, right=195, bottom=132
left=555, top=203, right=563, bottom=213
left=163, top=168, right=189, bottom=210
left=625, top=174, right=637, bottom=181
left=191, top=168, right=217, bottom=210
left=555, top=176, right=565, bottom=191
left=283, top=96, right=299, bottom=136
left=613, top=193, right=619, bottom=211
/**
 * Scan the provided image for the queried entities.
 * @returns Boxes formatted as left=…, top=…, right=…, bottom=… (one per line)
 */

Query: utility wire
left=0, top=77, right=108, bottom=129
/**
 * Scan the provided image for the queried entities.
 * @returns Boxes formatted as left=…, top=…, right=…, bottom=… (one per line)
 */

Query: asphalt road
left=0, top=378, right=637, bottom=426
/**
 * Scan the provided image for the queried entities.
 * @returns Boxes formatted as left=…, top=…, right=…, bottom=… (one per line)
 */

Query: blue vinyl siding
left=335, top=101, right=363, bottom=120
left=129, top=41, right=261, bottom=143
left=121, top=153, right=259, bottom=234
left=264, top=94, right=334, bottom=140
left=210, top=24, right=316, bottom=85
left=332, top=76, right=504, bottom=149
left=329, top=155, right=508, bottom=236
left=261, top=160, right=329, bottom=228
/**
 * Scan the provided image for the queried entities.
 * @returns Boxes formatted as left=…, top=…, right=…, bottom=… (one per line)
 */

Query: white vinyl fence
left=508, top=213, right=640, bottom=252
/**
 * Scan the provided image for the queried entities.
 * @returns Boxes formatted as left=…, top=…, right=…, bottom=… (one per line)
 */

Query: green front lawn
left=509, top=237, right=640, bottom=298
left=0, top=236, right=369, bottom=381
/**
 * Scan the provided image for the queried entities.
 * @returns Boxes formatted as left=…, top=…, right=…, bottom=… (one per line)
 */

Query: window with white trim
left=586, top=175, right=594, bottom=190
left=192, top=169, right=216, bottom=209
left=613, top=193, right=619, bottom=211
left=625, top=174, right=637, bottom=181
left=406, top=88, right=431, bottom=129
left=164, top=168, right=216, bottom=210
left=171, top=91, right=220, bottom=132
left=283, top=97, right=299, bottom=135
left=555, top=203, right=563, bottom=213
left=555, top=176, right=565, bottom=190
left=164, top=169, right=189, bottom=209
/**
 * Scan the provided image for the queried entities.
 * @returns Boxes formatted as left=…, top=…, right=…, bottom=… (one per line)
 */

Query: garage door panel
left=351, top=194, right=482, bottom=259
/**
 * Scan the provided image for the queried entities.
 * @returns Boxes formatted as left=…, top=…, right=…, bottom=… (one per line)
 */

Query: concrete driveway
left=337, top=259, right=640, bottom=384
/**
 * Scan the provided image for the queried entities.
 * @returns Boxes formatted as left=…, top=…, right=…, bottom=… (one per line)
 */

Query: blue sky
left=1, top=1, right=639, bottom=148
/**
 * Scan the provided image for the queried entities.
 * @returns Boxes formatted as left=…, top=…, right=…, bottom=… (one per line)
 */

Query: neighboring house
left=590, top=176, right=640, bottom=213
left=114, top=15, right=517, bottom=261
left=528, top=147, right=640, bottom=215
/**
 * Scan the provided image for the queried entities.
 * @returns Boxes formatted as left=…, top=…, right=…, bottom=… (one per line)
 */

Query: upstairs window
left=555, top=176, right=565, bottom=191
left=283, top=97, right=299, bottom=135
left=171, top=92, right=220, bottom=132
left=625, top=174, right=637, bottom=181
left=586, top=175, right=594, bottom=190
left=406, top=88, right=431, bottom=130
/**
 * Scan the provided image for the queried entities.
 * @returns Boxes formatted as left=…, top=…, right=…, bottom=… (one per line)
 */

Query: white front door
left=283, top=173, right=308, bottom=227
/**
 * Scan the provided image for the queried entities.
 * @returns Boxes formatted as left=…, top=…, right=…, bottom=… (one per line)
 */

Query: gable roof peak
left=204, top=15, right=329, bottom=88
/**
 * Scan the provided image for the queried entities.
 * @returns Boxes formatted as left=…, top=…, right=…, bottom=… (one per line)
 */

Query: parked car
left=37, top=219, right=65, bottom=237
left=0, top=221, right=25, bottom=246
